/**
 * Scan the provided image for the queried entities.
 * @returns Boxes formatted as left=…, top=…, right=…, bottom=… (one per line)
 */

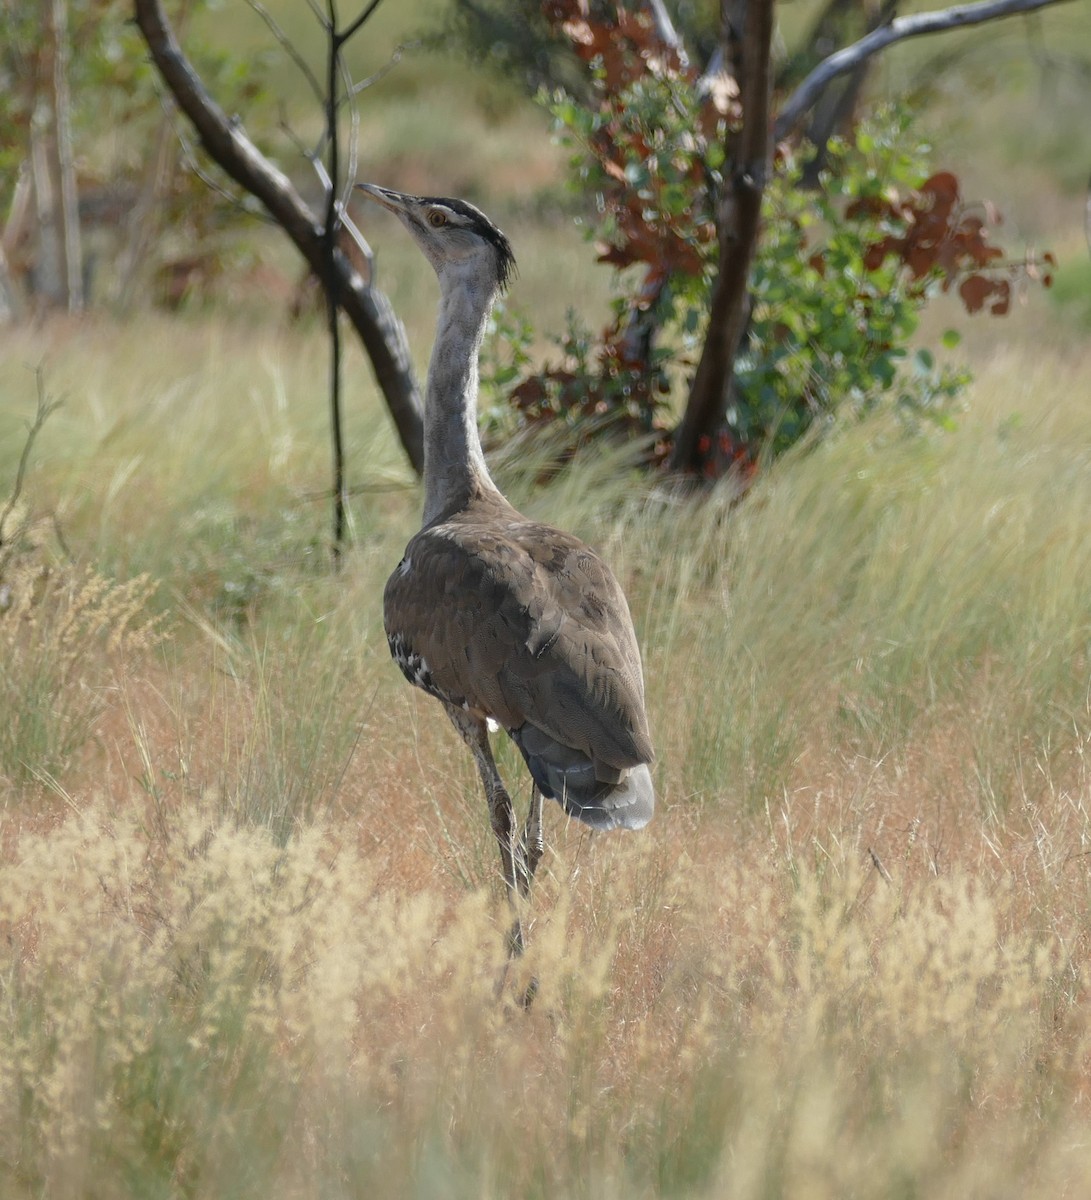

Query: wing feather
left=383, top=511, right=653, bottom=771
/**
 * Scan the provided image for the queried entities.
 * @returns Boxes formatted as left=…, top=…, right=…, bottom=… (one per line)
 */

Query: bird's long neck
left=421, top=270, right=503, bottom=526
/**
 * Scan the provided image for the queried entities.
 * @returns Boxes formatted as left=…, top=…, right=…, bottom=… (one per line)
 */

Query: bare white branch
left=775, top=0, right=1075, bottom=140
left=645, top=0, right=689, bottom=66
left=246, top=0, right=324, bottom=104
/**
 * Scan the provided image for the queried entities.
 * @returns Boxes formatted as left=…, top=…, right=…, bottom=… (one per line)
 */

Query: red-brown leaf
left=906, top=243, right=936, bottom=280
left=921, top=171, right=959, bottom=206
left=863, top=239, right=896, bottom=270
left=511, top=378, right=546, bottom=407
left=958, top=274, right=993, bottom=314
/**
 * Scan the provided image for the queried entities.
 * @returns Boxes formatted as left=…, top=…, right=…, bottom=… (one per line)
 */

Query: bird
left=356, top=184, right=655, bottom=951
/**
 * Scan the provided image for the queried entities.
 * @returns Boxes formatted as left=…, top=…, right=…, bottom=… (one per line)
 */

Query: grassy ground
left=3, top=2, right=1091, bottom=1195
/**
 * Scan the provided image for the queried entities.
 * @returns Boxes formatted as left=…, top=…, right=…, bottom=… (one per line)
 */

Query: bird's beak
left=354, top=183, right=407, bottom=215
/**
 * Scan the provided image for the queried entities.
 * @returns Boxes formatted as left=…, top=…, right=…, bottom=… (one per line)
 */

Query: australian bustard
left=357, top=185, right=655, bottom=950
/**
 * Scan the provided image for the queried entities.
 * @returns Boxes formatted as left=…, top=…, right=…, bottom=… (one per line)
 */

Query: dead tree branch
left=244, top=0, right=325, bottom=105
left=0, top=369, right=62, bottom=572
left=133, top=0, right=424, bottom=478
left=776, top=0, right=1076, bottom=140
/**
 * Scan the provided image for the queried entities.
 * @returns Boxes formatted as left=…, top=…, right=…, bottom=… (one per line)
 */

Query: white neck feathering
left=421, top=266, right=502, bottom=526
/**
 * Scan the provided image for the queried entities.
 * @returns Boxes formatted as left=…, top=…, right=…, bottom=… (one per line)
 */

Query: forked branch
left=0, top=370, right=64, bottom=574
left=132, top=0, right=424, bottom=478
left=775, top=0, right=1076, bottom=140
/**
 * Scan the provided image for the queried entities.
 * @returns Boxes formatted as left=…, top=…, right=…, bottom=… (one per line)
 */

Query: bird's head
left=356, top=184, right=516, bottom=296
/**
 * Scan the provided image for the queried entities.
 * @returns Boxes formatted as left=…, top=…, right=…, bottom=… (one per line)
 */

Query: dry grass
left=0, top=554, right=165, bottom=786
left=4, top=19, right=1091, bottom=1168
left=1, top=302, right=1089, bottom=1196
left=1, top=784, right=1088, bottom=1198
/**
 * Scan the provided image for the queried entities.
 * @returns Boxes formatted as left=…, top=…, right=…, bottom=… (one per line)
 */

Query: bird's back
left=384, top=490, right=654, bottom=789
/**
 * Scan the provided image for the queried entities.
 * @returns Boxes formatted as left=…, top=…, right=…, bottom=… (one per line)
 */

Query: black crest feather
left=423, top=194, right=517, bottom=293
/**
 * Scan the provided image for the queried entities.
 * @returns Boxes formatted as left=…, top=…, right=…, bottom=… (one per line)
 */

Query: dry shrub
left=3, top=788, right=1087, bottom=1198
left=0, top=794, right=509, bottom=1196
left=0, top=562, right=165, bottom=785
left=1, top=304, right=1089, bottom=1198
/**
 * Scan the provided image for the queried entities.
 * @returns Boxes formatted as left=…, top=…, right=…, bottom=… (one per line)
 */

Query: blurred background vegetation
left=2, top=1, right=1091, bottom=1196
left=3, top=0, right=1088, bottom=474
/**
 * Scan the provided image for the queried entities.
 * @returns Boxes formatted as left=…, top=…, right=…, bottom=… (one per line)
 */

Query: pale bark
left=32, top=0, right=83, bottom=311
left=0, top=246, right=20, bottom=324
left=49, top=0, right=83, bottom=309
left=775, top=0, right=1075, bottom=140
left=0, top=167, right=32, bottom=320
left=28, top=113, right=63, bottom=304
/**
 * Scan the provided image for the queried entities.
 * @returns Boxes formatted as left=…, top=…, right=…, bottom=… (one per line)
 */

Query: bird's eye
left=427, top=209, right=448, bottom=228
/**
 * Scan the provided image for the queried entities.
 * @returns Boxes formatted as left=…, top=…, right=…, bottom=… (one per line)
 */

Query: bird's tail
left=511, top=724, right=655, bottom=831
left=561, top=762, right=655, bottom=831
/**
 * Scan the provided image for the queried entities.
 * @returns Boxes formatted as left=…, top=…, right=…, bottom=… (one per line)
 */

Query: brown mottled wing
left=383, top=511, right=653, bottom=772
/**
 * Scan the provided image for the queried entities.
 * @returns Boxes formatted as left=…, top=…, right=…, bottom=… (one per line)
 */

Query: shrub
left=0, top=561, right=164, bottom=784
left=482, top=5, right=1051, bottom=478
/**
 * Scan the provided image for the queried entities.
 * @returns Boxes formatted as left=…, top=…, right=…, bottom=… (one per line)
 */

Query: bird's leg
left=443, top=704, right=526, bottom=956
left=518, top=786, right=545, bottom=900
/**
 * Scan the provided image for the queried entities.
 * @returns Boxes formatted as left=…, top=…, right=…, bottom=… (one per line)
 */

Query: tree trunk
left=29, top=115, right=61, bottom=306
left=32, top=0, right=83, bottom=311
left=669, top=0, right=775, bottom=473
left=0, top=244, right=20, bottom=324
left=0, top=166, right=32, bottom=320
left=115, top=116, right=175, bottom=308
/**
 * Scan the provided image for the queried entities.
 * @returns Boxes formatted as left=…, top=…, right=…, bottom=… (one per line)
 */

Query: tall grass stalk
left=0, top=562, right=163, bottom=786
left=1, top=794, right=1086, bottom=1198
left=1, top=287, right=1089, bottom=1197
